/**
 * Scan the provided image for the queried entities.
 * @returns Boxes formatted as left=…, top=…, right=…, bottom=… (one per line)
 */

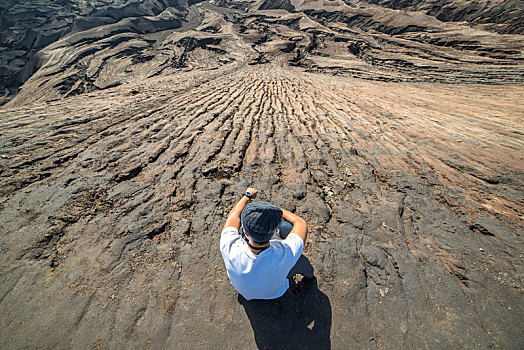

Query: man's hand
left=246, top=187, right=258, bottom=199
left=223, top=187, right=258, bottom=231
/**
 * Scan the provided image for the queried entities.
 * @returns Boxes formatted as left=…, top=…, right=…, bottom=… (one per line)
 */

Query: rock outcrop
left=359, top=0, right=524, bottom=34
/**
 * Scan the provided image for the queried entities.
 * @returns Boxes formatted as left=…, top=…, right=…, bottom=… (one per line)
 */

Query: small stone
left=479, top=248, right=485, bottom=252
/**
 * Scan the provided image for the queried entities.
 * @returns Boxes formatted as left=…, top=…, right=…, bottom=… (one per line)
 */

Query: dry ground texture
left=0, top=0, right=523, bottom=349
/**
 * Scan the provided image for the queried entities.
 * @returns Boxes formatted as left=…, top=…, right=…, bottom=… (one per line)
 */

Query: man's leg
left=270, top=220, right=293, bottom=240
left=279, top=220, right=293, bottom=239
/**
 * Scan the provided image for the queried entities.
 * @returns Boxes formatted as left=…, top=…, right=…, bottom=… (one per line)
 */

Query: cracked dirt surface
left=0, top=0, right=523, bottom=349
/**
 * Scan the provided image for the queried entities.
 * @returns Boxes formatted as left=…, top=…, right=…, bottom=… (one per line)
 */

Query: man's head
left=241, top=201, right=283, bottom=243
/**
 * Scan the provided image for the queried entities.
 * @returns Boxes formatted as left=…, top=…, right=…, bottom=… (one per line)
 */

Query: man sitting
left=220, top=187, right=314, bottom=300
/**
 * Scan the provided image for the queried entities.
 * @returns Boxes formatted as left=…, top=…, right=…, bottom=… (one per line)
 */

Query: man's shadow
left=238, top=277, right=332, bottom=350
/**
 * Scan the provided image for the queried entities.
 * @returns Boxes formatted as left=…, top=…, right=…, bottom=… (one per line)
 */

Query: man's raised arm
left=281, top=209, right=307, bottom=243
left=222, top=187, right=258, bottom=231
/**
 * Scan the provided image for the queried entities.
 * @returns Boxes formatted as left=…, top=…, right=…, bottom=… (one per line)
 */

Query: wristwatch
left=244, top=191, right=252, bottom=199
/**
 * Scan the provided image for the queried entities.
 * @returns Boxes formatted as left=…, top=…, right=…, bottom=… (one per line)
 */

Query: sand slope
left=0, top=0, right=523, bottom=349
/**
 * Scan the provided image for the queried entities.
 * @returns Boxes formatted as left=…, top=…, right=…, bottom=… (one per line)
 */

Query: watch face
left=245, top=192, right=252, bottom=198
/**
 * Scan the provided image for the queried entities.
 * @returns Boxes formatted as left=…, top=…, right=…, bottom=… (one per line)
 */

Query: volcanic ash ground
left=0, top=0, right=523, bottom=349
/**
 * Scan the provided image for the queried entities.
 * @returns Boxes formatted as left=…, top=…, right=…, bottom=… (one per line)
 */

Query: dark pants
left=273, top=220, right=314, bottom=278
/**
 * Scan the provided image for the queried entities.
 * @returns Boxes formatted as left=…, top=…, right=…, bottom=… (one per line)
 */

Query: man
left=220, top=187, right=314, bottom=300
